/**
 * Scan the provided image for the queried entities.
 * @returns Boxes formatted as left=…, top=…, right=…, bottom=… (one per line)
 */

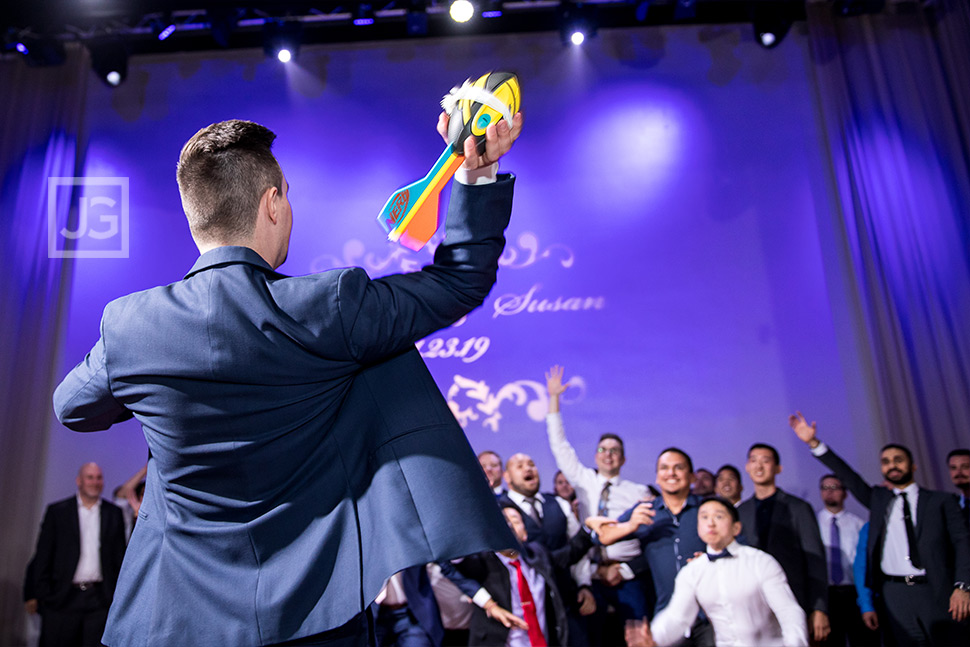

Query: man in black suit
left=738, top=443, right=830, bottom=643
left=443, top=503, right=593, bottom=647
left=25, top=462, right=126, bottom=647
left=948, top=449, right=970, bottom=528
left=790, top=412, right=970, bottom=646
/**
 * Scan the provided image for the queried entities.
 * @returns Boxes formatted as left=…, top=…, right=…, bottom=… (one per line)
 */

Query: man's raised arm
left=789, top=411, right=873, bottom=509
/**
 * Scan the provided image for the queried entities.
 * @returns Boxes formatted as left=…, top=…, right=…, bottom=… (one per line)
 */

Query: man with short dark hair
left=948, top=449, right=970, bottom=528
left=713, top=465, right=742, bottom=506
left=626, top=497, right=808, bottom=647
left=53, top=112, right=523, bottom=647
left=816, top=474, right=871, bottom=646
left=591, top=448, right=712, bottom=647
left=790, top=412, right=970, bottom=646
left=25, top=463, right=126, bottom=647
left=738, top=444, right=830, bottom=642
left=691, top=469, right=714, bottom=497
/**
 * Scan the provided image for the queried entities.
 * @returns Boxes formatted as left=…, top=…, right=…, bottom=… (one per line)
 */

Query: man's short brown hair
left=176, top=120, right=283, bottom=243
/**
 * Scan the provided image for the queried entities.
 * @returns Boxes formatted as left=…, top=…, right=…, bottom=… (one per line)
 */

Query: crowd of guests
left=23, top=365, right=970, bottom=647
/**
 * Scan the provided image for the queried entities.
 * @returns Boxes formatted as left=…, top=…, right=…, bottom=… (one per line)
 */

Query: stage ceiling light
left=752, top=15, right=791, bottom=49
left=263, top=20, right=303, bottom=63
left=450, top=0, right=475, bottom=23
left=14, top=35, right=66, bottom=67
left=559, top=4, right=598, bottom=47
left=89, top=39, right=128, bottom=87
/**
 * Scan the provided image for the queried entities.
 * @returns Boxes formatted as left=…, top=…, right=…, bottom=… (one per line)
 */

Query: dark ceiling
left=0, top=1, right=888, bottom=58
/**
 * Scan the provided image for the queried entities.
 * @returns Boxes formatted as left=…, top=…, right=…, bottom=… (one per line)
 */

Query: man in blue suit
left=53, top=112, right=523, bottom=647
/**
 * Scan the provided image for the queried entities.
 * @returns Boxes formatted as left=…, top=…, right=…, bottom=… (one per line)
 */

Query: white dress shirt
left=817, top=508, right=865, bottom=585
left=880, top=482, right=926, bottom=577
left=650, top=541, right=808, bottom=647
left=73, top=495, right=103, bottom=583
left=427, top=563, right=472, bottom=630
left=546, top=412, right=650, bottom=564
left=497, top=552, right=547, bottom=647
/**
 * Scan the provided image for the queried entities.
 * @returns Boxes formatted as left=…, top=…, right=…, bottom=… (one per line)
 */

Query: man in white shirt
left=626, top=497, right=807, bottom=647
left=816, top=474, right=872, bottom=646
left=24, top=463, right=126, bottom=647
left=544, top=365, right=651, bottom=641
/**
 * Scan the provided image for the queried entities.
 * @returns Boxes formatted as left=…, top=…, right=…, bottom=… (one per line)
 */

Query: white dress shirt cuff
left=811, top=441, right=829, bottom=457
left=472, top=588, right=493, bottom=608
left=618, top=563, right=635, bottom=581
left=455, top=163, right=498, bottom=185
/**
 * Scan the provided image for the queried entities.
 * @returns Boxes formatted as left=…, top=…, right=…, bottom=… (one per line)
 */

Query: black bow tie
left=707, top=549, right=734, bottom=562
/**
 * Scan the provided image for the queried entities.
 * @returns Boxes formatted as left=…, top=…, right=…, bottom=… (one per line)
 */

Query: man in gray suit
left=53, top=111, right=522, bottom=647
left=790, top=412, right=970, bottom=646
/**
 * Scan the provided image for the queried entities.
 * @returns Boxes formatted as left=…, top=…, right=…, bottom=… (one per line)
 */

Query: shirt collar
left=184, top=246, right=283, bottom=280
left=706, top=540, right=741, bottom=558
left=76, top=493, right=101, bottom=510
left=597, top=473, right=619, bottom=488
left=508, top=490, right=545, bottom=507
left=892, top=482, right=919, bottom=497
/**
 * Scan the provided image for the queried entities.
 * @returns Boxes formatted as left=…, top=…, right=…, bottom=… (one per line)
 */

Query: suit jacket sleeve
left=815, top=445, right=874, bottom=510
left=549, top=529, right=594, bottom=571
left=438, top=558, right=486, bottom=601
left=53, top=334, right=133, bottom=432
left=792, top=498, right=829, bottom=614
left=943, top=494, right=970, bottom=583
left=338, top=177, right=514, bottom=365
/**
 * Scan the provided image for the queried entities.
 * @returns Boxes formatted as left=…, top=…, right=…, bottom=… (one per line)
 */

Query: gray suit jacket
left=53, top=177, right=519, bottom=646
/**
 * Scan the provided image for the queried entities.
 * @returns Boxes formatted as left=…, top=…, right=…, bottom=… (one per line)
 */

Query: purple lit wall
left=44, top=26, right=877, bottom=514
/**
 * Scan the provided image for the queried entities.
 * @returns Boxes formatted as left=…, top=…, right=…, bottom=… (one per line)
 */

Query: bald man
left=25, top=462, right=127, bottom=647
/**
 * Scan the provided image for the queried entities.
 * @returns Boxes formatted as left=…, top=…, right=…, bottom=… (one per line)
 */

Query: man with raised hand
left=544, top=365, right=651, bottom=640
left=53, top=108, right=523, bottom=647
left=789, top=412, right=970, bottom=647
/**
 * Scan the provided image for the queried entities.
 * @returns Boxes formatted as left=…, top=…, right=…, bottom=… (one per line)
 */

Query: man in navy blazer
left=53, top=113, right=522, bottom=646
left=790, top=412, right=970, bottom=646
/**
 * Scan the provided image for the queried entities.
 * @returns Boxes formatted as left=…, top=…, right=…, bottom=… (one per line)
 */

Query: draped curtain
left=0, top=46, right=89, bottom=647
left=806, top=0, right=970, bottom=488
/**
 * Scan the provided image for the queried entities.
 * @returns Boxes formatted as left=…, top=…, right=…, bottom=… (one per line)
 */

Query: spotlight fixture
left=752, top=15, right=791, bottom=49
left=151, top=13, right=177, bottom=41
left=354, top=4, right=376, bottom=26
left=89, top=39, right=129, bottom=87
left=263, top=20, right=303, bottom=63
left=482, top=1, right=503, bottom=19
left=559, top=4, right=597, bottom=47
left=450, top=0, right=475, bottom=24
left=14, top=35, right=66, bottom=67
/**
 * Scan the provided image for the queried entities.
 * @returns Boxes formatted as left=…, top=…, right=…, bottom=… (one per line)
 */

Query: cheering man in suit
left=790, top=412, right=970, bottom=646
left=25, top=463, right=126, bottom=647
left=53, top=110, right=523, bottom=647
left=737, top=444, right=830, bottom=642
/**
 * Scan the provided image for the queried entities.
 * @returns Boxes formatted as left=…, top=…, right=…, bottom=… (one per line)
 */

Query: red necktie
left=509, top=558, right=547, bottom=647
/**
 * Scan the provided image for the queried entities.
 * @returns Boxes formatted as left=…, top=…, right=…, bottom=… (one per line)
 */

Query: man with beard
left=499, top=453, right=596, bottom=646
left=948, top=449, right=970, bottom=528
left=790, top=412, right=970, bottom=646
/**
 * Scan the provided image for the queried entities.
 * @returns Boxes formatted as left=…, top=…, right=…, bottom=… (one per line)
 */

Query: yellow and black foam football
left=446, top=71, right=521, bottom=156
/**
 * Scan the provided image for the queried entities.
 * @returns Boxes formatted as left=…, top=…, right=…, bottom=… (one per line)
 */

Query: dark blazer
left=398, top=565, right=445, bottom=647
left=738, top=489, right=828, bottom=615
left=816, top=445, right=970, bottom=610
left=498, top=492, right=570, bottom=551
left=27, top=496, right=126, bottom=611
left=53, top=178, right=519, bottom=647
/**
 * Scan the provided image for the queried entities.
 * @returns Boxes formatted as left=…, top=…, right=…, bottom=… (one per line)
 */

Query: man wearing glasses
left=817, top=474, right=873, bottom=646
left=544, top=366, right=651, bottom=643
